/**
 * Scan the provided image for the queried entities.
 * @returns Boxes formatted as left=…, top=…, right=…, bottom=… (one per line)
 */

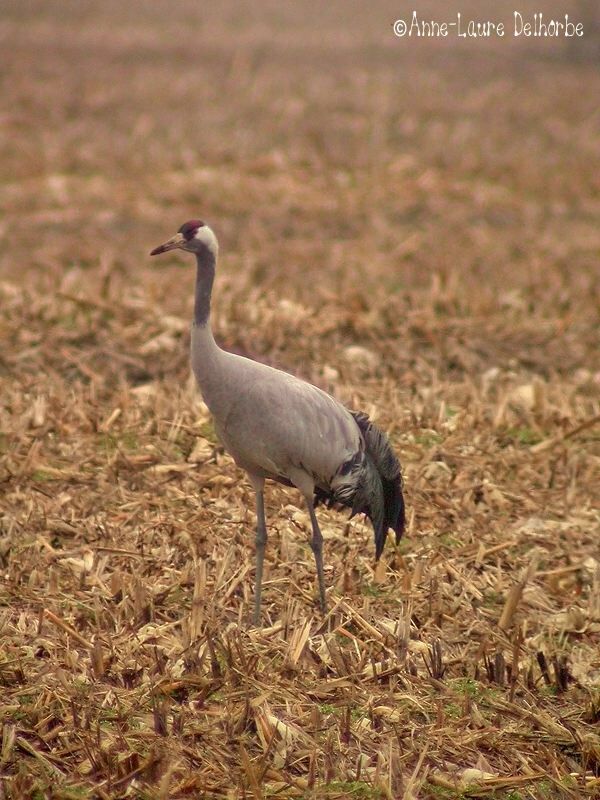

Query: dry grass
left=1, top=1, right=599, bottom=798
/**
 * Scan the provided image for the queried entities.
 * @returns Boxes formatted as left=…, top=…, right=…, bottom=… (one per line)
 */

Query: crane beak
left=150, top=232, right=185, bottom=256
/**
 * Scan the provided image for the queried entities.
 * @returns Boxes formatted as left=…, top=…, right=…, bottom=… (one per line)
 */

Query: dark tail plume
left=351, top=412, right=405, bottom=559
left=315, top=411, right=405, bottom=560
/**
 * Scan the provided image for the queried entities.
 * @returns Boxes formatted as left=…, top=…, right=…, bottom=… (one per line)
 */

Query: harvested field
left=1, top=1, right=599, bottom=798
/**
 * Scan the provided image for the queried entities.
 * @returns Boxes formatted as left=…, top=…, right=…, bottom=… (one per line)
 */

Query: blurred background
left=2, top=0, right=598, bottom=326
left=2, top=0, right=599, bottom=537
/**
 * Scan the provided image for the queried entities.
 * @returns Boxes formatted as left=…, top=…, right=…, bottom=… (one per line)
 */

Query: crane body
left=151, top=220, right=405, bottom=623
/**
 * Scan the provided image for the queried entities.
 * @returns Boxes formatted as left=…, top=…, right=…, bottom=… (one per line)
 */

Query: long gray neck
left=190, top=246, right=226, bottom=416
left=193, top=249, right=216, bottom=327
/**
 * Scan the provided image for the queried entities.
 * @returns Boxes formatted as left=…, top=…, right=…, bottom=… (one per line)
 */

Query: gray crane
left=151, top=220, right=405, bottom=623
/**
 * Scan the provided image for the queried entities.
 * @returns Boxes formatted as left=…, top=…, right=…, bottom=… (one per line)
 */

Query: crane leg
left=253, top=489, right=267, bottom=625
left=306, top=502, right=327, bottom=614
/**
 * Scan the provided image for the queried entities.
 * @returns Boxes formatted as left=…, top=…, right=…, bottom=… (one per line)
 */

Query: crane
left=151, top=220, right=405, bottom=624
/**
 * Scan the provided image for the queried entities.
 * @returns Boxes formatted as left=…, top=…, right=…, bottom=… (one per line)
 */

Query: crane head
left=150, top=220, right=218, bottom=258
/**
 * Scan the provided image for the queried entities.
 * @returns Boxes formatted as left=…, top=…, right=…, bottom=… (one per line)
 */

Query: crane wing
left=215, top=356, right=361, bottom=490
